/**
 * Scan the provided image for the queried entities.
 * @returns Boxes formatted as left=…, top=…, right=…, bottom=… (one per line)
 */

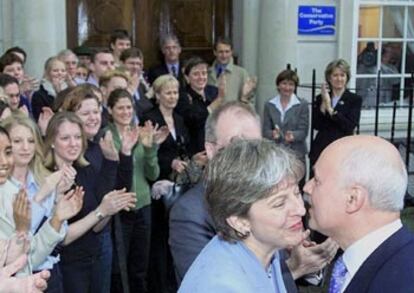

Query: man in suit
left=169, top=101, right=338, bottom=290
left=304, top=135, right=414, bottom=293
left=147, top=34, right=185, bottom=87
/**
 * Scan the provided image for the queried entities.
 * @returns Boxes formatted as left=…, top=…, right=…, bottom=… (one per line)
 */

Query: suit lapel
left=333, top=90, right=351, bottom=111
left=344, top=227, right=414, bottom=292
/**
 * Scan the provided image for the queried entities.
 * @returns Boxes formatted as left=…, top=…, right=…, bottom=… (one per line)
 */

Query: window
left=356, top=1, right=414, bottom=108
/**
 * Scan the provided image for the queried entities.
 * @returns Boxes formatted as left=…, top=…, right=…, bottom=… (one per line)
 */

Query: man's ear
left=110, top=42, right=115, bottom=51
left=345, top=185, right=366, bottom=214
left=226, top=215, right=250, bottom=235
left=204, top=141, right=215, bottom=160
left=184, top=75, right=190, bottom=84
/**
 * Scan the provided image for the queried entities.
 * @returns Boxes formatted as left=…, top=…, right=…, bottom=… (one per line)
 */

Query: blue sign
left=298, top=6, right=336, bottom=35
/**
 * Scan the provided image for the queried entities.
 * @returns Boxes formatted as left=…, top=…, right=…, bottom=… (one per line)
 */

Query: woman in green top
left=106, top=88, right=160, bottom=292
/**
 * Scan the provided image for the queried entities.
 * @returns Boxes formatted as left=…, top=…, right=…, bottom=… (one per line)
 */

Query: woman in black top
left=43, top=112, right=136, bottom=293
left=176, top=57, right=224, bottom=155
left=309, top=59, right=362, bottom=167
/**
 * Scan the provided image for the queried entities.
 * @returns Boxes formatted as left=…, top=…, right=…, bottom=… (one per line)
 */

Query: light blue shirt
left=179, top=235, right=287, bottom=293
left=10, top=172, right=68, bottom=270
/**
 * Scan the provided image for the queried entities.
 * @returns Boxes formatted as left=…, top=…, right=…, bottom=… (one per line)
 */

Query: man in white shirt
left=304, top=135, right=414, bottom=293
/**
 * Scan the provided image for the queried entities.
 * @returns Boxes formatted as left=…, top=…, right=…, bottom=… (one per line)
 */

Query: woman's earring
left=235, top=229, right=250, bottom=239
left=51, top=144, right=55, bottom=149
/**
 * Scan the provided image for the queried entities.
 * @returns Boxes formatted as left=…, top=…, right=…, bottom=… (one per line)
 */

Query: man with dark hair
left=208, top=37, right=256, bottom=103
left=86, top=49, right=116, bottom=87
left=110, top=29, right=132, bottom=66
left=147, top=34, right=185, bottom=86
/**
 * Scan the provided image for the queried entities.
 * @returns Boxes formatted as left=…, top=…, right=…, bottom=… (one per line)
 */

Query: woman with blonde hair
left=43, top=111, right=136, bottom=293
left=32, top=57, right=69, bottom=122
left=0, top=116, right=84, bottom=292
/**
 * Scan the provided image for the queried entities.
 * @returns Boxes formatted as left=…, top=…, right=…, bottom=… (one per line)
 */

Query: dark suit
left=141, top=107, right=189, bottom=180
left=133, top=83, right=155, bottom=121
left=147, top=62, right=185, bottom=88
left=169, top=182, right=298, bottom=292
left=142, top=107, right=189, bottom=293
left=32, top=84, right=54, bottom=122
left=343, top=226, right=414, bottom=293
left=175, top=85, right=218, bottom=155
left=309, top=90, right=362, bottom=166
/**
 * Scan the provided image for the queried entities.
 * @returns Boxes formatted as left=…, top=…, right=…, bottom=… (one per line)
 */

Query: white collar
left=342, top=219, right=402, bottom=289
left=269, top=94, right=300, bottom=113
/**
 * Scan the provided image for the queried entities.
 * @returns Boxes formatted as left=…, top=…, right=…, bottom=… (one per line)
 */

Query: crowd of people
left=0, top=27, right=412, bottom=293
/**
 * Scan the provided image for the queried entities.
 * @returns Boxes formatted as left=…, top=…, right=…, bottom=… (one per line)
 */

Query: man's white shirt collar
left=341, top=219, right=402, bottom=292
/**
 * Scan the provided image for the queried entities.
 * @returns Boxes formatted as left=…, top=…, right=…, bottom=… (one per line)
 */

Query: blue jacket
left=179, top=235, right=289, bottom=293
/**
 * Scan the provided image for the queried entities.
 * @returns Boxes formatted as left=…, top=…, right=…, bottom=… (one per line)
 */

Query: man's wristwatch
left=95, top=209, right=105, bottom=221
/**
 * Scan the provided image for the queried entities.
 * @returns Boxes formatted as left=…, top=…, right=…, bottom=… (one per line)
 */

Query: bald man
left=304, top=135, right=414, bottom=293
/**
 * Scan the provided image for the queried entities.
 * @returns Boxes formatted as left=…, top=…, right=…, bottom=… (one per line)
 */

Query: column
left=11, top=0, right=67, bottom=78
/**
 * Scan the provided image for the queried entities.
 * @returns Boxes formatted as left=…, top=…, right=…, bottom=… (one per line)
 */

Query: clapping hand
left=0, top=254, right=50, bottom=293
left=54, top=186, right=84, bottom=222
left=120, top=126, right=139, bottom=156
left=21, top=75, right=40, bottom=93
left=56, top=164, right=77, bottom=197
left=153, top=124, right=169, bottom=145
left=320, top=82, right=333, bottom=114
left=284, top=131, right=295, bottom=143
left=138, top=121, right=155, bottom=148
left=240, top=76, right=257, bottom=103
left=37, top=107, right=54, bottom=136
left=99, top=131, right=119, bottom=161
left=98, top=188, right=137, bottom=216
left=171, top=159, right=188, bottom=174
left=13, top=189, right=31, bottom=233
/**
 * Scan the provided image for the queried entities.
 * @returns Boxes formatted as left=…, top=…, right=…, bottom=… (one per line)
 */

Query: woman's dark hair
left=107, top=88, right=133, bottom=109
left=183, top=56, right=208, bottom=76
left=4, top=47, right=27, bottom=63
left=275, top=69, right=299, bottom=88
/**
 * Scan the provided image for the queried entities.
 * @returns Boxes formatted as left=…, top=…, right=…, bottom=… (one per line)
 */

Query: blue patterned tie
left=329, top=256, right=348, bottom=293
left=216, top=65, right=223, bottom=78
left=171, top=65, right=177, bottom=77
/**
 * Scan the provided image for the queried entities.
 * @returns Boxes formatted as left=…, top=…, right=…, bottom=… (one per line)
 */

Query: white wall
left=0, top=0, right=67, bottom=78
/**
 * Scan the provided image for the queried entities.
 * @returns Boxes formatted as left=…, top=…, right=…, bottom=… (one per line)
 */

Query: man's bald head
left=204, top=102, right=261, bottom=159
left=322, top=135, right=407, bottom=212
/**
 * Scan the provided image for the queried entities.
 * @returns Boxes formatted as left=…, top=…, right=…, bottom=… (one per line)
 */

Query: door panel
left=66, top=0, right=232, bottom=67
